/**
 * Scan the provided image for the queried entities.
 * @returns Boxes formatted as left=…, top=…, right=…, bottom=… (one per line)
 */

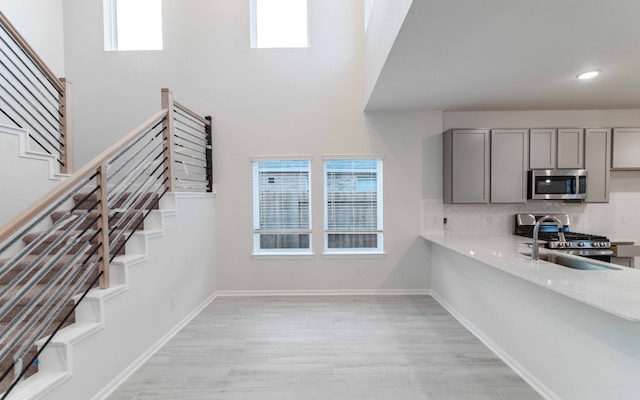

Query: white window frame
left=252, top=156, right=313, bottom=256
left=323, top=156, right=384, bottom=255
left=103, top=0, right=164, bottom=51
left=249, top=0, right=309, bottom=49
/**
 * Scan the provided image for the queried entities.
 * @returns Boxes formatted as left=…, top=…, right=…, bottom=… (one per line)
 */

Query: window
left=250, top=0, right=309, bottom=48
left=324, top=158, right=383, bottom=253
left=103, top=0, right=163, bottom=51
left=253, top=159, right=312, bottom=254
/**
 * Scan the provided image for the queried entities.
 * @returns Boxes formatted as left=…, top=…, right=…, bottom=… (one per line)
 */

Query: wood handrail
left=0, top=110, right=168, bottom=244
left=174, top=100, right=210, bottom=126
left=0, top=11, right=65, bottom=94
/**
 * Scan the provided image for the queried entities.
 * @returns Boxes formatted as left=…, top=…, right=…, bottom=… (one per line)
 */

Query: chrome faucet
left=531, top=215, right=566, bottom=261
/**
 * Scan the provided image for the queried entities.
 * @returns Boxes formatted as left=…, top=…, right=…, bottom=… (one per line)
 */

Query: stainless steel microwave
left=528, top=169, right=587, bottom=200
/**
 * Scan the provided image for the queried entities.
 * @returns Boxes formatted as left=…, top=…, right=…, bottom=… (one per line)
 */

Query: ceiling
left=365, top=0, right=640, bottom=111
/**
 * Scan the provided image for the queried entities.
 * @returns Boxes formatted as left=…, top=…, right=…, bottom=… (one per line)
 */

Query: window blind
left=324, top=159, right=383, bottom=251
left=253, top=160, right=311, bottom=252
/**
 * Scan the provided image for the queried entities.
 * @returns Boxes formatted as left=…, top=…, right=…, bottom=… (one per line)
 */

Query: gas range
left=534, top=232, right=610, bottom=250
left=514, top=213, right=612, bottom=258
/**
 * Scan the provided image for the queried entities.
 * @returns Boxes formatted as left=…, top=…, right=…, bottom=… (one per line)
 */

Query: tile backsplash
left=421, top=198, right=587, bottom=235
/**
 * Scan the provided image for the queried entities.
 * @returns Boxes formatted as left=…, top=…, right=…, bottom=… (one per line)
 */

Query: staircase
left=0, top=95, right=212, bottom=399
left=0, top=192, right=155, bottom=395
left=1, top=11, right=214, bottom=398
left=1, top=193, right=216, bottom=400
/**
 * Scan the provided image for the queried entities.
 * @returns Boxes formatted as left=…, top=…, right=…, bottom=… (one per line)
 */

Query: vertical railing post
left=59, top=78, right=73, bottom=174
left=205, top=116, right=213, bottom=192
left=96, top=164, right=110, bottom=289
left=161, top=88, right=176, bottom=192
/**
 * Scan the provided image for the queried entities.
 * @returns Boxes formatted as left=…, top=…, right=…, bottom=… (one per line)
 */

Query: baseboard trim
left=429, top=290, right=560, bottom=400
left=91, top=292, right=217, bottom=400
left=215, top=289, right=430, bottom=297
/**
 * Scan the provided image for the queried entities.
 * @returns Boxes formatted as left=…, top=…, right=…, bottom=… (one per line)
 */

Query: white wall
left=439, top=110, right=640, bottom=244
left=363, top=0, right=413, bottom=108
left=0, top=124, right=66, bottom=228
left=61, top=0, right=435, bottom=292
left=0, top=0, right=65, bottom=76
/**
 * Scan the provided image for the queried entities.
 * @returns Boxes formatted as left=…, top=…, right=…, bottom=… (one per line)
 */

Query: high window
left=103, top=0, right=163, bottom=51
left=252, top=159, right=312, bottom=254
left=250, top=0, right=309, bottom=48
left=324, top=158, right=383, bottom=254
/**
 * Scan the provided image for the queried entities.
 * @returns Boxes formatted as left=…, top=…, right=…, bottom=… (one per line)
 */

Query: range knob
left=578, top=242, right=585, bottom=247
left=592, top=242, right=600, bottom=248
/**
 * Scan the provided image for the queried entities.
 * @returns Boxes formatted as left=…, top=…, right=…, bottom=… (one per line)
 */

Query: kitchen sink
left=519, top=252, right=622, bottom=271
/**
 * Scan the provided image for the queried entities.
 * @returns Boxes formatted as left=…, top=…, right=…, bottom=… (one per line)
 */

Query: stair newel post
left=96, top=164, right=111, bottom=289
left=59, top=78, right=73, bottom=174
left=205, top=116, right=213, bottom=192
left=161, top=88, right=176, bottom=193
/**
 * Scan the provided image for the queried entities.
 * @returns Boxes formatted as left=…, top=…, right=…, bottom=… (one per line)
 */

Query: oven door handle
left=559, top=249, right=614, bottom=257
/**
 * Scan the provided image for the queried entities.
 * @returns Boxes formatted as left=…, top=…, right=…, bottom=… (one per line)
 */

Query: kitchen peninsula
left=422, top=233, right=640, bottom=400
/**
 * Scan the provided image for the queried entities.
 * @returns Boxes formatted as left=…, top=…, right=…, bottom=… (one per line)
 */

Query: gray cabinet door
left=491, top=129, right=528, bottom=203
left=443, top=129, right=490, bottom=204
left=557, top=128, right=584, bottom=169
left=585, top=128, right=611, bottom=203
left=612, top=128, right=640, bottom=169
left=530, top=129, right=556, bottom=169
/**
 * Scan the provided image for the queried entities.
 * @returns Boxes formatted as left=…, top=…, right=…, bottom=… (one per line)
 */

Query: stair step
left=72, top=192, right=161, bottom=210
left=21, top=230, right=126, bottom=257
left=0, top=316, right=75, bottom=396
left=21, top=230, right=98, bottom=256
left=0, top=283, right=91, bottom=315
left=0, top=254, right=101, bottom=286
left=0, top=339, right=39, bottom=396
left=50, top=210, right=145, bottom=231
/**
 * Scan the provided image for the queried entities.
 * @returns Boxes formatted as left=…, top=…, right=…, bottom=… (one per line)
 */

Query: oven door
left=528, top=170, right=587, bottom=200
left=560, top=249, right=613, bottom=263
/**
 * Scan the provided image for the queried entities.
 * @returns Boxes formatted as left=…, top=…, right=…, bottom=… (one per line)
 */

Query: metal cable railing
left=172, top=99, right=213, bottom=192
left=0, top=11, right=72, bottom=173
left=0, top=89, right=212, bottom=397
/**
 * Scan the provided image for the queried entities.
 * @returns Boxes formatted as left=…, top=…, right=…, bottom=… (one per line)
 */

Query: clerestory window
left=103, top=0, right=163, bottom=51
left=250, top=0, right=309, bottom=48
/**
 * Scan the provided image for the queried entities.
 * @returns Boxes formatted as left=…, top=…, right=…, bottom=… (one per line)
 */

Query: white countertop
left=421, top=233, right=640, bottom=322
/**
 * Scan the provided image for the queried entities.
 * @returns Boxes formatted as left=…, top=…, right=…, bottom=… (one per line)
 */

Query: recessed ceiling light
left=577, top=70, right=601, bottom=80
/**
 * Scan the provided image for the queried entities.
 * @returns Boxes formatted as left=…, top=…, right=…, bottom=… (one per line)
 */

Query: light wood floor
left=107, top=295, right=543, bottom=400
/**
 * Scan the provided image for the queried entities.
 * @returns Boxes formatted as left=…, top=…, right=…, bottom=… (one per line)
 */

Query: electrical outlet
left=170, top=294, right=176, bottom=308
left=356, top=266, right=363, bottom=276
left=620, top=216, right=627, bottom=224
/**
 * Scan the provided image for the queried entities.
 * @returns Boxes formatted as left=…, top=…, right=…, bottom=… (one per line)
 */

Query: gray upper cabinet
left=443, top=129, right=490, bottom=204
left=557, top=128, right=584, bottom=169
left=612, top=128, right=640, bottom=169
left=584, top=129, right=611, bottom=203
left=491, top=129, right=528, bottom=203
left=529, top=129, right=556, bottom=169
